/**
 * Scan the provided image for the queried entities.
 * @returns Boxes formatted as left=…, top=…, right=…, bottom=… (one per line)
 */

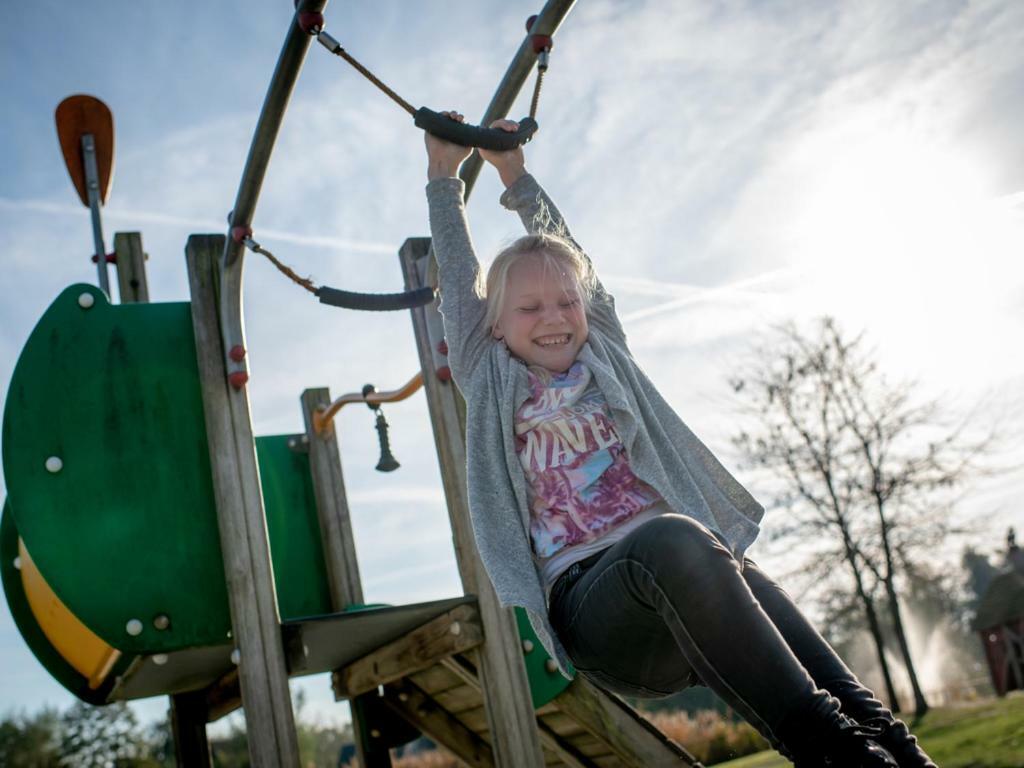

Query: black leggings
left=548, top=514, right=884, bottom=748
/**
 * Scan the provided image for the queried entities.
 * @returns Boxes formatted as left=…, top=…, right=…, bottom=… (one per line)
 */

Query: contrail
left=0, top=197, right=396, bottom=255
left=621, top=266, right=802, bottom=323
left=601, top=273, right=706, bottom=298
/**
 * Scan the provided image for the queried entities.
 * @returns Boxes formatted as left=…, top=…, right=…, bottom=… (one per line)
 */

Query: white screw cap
left=78, top=293, right=95, bottom=309
left=230, top=648, right=241, bottom=665
left=45, top=456, right=63, bottom=473
left=152, top=654, right=168, bottom=666
left=13, top=556, right=22, bottom=571
left=522, top=639, right=534, bottom=653
left=544, top=659, right=558, bottom=673
left=126, top=619, right=143, bottom=636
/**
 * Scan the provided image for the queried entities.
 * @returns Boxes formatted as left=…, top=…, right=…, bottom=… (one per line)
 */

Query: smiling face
left=491, top=252, right=589, bottom=373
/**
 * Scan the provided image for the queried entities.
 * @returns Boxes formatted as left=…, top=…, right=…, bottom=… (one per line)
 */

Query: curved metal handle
left=313, top=372, right=425, bottom=434
left=414, top=108, right=537, bottom=150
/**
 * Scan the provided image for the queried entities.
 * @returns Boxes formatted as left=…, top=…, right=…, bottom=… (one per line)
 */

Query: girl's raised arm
left=424, top=114, right=491, bottom=381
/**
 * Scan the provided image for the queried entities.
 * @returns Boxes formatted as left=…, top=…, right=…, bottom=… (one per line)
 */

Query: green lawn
left=717, top=693, right=1024, bottom=768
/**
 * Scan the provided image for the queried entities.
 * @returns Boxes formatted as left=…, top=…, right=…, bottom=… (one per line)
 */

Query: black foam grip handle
left=316, top=285, right=435, bottom=311
left=414, top=108, right=537, bottom=150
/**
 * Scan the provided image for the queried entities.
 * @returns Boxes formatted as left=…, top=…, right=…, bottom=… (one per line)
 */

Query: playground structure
left=2, top=2, right=702, bottom=766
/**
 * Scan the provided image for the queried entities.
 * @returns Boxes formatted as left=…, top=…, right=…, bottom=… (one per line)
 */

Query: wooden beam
left=186, top=235, right=299, bottom=767
left=400, top=237, right=545, bottom=768
left=553, top=677, right=700, bottom=767
left=302, top=387, right=392, bottom=768
left=113, top=231, right=149, bottom=303
left=170, top=691, right=212, bottom=767
left=301, top=388, right=364, bottom=609
left=536, top=719, right=597, bottom=768
left=382, top=680, right=495, bottom=768
left=439, top=654, right=595, bottom=768
left=334, top=604, right=484, bottom=699
left=204, top=670, right=242, bottom=723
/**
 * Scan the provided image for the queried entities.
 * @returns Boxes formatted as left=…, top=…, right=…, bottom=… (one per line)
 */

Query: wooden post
left=399, top=237, right=545, bottom=767
left=117, top=234, right=212, bottom=763
left=186, top=234, right=300, bottom=767
left=113, top=231, right=149, bottom=303
left=170, top=692, right=213, bottom=767
left=300, top=389, right=364, bottom=609
left=301, top=388, right=392, bottom=768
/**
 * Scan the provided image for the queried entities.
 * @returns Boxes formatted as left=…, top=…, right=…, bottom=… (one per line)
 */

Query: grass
left=716, top=693, right=1024, bottom=767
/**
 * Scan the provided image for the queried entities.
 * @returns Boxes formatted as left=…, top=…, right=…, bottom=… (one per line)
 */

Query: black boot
left=827, top=680, right=937, bottom=768
left=777, top=693, right=900, bottom=768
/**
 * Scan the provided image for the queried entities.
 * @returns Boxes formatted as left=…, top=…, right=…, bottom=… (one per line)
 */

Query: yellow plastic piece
left=18, top=538, right=120, bottom=689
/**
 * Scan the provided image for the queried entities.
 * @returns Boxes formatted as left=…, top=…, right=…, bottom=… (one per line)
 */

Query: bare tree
left=730, top=317, right=993, bottom=715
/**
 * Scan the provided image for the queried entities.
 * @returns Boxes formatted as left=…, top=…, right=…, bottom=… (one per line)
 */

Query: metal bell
left=374, top=411, right=400, bottom=472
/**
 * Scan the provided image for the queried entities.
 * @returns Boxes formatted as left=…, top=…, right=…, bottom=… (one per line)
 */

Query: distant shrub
left=647, top=709, right=770, bottom=764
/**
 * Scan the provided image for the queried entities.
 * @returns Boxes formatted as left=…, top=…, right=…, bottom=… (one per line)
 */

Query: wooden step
left=375, top=653, right=703, bottom=767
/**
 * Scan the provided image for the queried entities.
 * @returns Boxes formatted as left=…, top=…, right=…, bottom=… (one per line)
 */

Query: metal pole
left=81, top=133, right=111, bottom=295
left=223, top=0, right=328, bottom=269
left=460, top=0, right=577, bottom=200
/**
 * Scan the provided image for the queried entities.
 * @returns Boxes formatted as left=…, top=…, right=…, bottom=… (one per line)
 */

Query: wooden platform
left=368, top=653, right=702, bottom=767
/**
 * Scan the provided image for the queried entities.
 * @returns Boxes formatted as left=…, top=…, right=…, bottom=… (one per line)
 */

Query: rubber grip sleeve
left=414, top=108, right=537, bottom=150
left=316, top=286, right=435, bottom=311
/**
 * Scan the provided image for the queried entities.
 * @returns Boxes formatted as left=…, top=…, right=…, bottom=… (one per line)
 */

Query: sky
left=2, top=0, right=1023, bottom=733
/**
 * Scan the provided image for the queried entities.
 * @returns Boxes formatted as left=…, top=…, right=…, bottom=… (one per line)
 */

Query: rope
left=317, top=32, right=416, bottom=117
left=529, top=67, right=546, bottom=121
left=240, top=236, right=435, bottom=311
left=245, top=239, right=318, bottom=295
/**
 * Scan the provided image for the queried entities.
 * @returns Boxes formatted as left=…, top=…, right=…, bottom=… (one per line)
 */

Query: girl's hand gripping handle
left=425, top=111, right=474, bottom=180
left=479, top=119, right=528, bottom=188
left=417, top=108, right=537, bottom=151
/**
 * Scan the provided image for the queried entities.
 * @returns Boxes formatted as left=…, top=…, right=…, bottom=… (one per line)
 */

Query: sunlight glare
left=788, top=122, right=1024, bottom=390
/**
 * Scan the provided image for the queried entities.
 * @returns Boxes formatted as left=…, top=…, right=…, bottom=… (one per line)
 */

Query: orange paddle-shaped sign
left=55, top=95, right=114, bottom=206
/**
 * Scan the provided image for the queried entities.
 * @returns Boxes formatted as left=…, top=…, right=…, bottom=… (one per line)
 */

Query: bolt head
left=230, top=648, right=241, bottom=665
left=12, top=556, right=22, bottom=571
left=152, top=654, right=168, bottom=666
left=544, top=659, right=558, bottom=674
left=449, top=622, right=461, bottom=636
left=398, top=692, right=409, bottom=702
left=522, top=639, right=534, bottom=654
left=78, top=292, right=95, bottom=309
left=153, top=614, right=170, bottom=631
left=45, top=456, right=63, bottom=474
left=370, top=728, right=381, bottom=738
left=126, top=619, right=143, bottom=636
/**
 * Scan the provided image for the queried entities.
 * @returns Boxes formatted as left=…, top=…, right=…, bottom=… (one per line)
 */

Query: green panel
left=0, top=498, right=131, bottom=704
left=2, top=285, right=230, bottom=653
left=515, top=607, right=572, bottom=709
left=257, top=434, right=333, bottom=620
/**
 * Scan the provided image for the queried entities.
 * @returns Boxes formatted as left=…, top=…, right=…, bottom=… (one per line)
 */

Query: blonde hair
left=480, top=231, right=597, bottom=331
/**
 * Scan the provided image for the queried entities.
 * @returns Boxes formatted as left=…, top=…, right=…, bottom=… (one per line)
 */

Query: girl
left=423, top=114, right=935, bottom=768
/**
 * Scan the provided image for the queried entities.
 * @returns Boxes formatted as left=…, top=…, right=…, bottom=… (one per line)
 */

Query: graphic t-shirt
left=515, top=360, right=664, bottom=575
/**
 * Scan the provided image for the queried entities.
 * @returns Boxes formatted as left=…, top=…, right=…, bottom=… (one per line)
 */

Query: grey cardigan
left=426, top=173, right=764, bottom=675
